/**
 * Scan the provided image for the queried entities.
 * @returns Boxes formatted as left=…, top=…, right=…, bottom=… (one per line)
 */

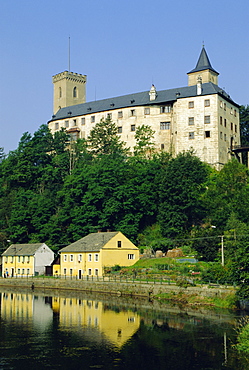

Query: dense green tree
left=133, top=125, right=155, bottom=158
left=158, top=152, right=209, bottom=238
left=87, top=117, right=128, bottom=156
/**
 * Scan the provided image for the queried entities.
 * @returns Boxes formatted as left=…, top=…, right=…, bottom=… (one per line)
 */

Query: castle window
left=118, top=111, right=123, bottom=119
left=161, top=144, right=165, bottom=150
left=204, top=99, right=210, bottom=107
left=64, top=269, right=66, bottom=275
left=220, top=132, right=223, bottom=139
left=160, top=105, right=171, bottom=113
left=144, top=107, right=150, bottom=115
left=73, top=119, right=77, bottom=126
left=59, top=87, right=62, bottom=98
left=220, top=116, right=223, bottom=125
left=27, top=268, right=30, bottom=275
left=91, top=116, right=95, bottom=123
left=18, top=268, right=20, bottom=274
left=117, top=126, right=122, bottom=134
left=55, top=122, right=59, bottom=130
left=224, top=119, right=227, bottom=127
left=131, top=124, right=136, bottom=132
left=204, top=115, right=210, bottom=124
left=107, top=113, right=112, bottom=119
left=73, top=86, right=77, bottom=98
left=234, top=109, right=237, bottom=117
left=224, top=134, right=227, bottom=141
left=189, top=132, right=194, bottom=139
left=188, top=117, right=194, bottom=125
left=81, top=117, right=85, bottom=125
left=220, top=101, right=223, bottom=108
left=130, top=109, right=136, bottom=117
left=224, top=103, right=226, bottom=111
left=235, top=124, right=237, bottom=133
left=160, top=122, right=170, bottom=130
left=188, top=101, right=194, bottom=108
left=231, top=122, right=233, bottom=131
left=205, top=131, right=210, bottom=138
left=65, top=120, right=69, bottom=127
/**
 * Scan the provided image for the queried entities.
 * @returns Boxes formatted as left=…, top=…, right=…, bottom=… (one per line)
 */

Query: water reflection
left=0, top=288, right=248, bottom=369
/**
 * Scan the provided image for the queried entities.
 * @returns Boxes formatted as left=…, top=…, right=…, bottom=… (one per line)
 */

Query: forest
left=0, top=106, right=249, bottom=289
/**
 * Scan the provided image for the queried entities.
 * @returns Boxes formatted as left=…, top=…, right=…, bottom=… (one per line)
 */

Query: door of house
left=78, top=270, right=82, bottom=279
left=11, top=268, right=14, bottom=277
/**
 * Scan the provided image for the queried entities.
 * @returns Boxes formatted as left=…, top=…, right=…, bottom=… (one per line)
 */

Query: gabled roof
left=49, top=81, right=237, bottom=122
left=59, top=232, right=120, bottom=253
left=188, top=46, right=219, bottom=75
left=2, top=243, right=47, bottom=256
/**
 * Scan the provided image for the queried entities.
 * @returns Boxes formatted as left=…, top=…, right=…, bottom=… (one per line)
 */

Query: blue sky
left=1, top=0, right=248, bottom=154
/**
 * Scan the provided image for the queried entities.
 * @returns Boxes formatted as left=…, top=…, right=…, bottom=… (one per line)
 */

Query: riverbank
left=0, top=276, right=237, bottom=309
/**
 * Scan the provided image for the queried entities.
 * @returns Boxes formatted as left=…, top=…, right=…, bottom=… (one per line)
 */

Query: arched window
left=73, top=86, right=77, bottom=98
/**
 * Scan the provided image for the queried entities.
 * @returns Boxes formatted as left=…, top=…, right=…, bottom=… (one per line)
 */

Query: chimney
left=197, top=75, right=202, bottom=95
left=149, top=84, right=157, bottom=101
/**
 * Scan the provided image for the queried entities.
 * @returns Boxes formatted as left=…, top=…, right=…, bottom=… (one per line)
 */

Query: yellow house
left=56, top=231, right=139, bottom=278
left=2, top=243, right=54, bottom=277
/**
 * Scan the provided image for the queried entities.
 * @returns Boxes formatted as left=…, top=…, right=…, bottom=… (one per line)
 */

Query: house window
left=118, top=111, right=123, bottom=119
left=131, top=124, right=136, bottom=132
left=78, top=254, right=82, bottom=262
left=27, top=268, right=30, bottom=275
left=118, top=126, right=122, bottom=134
left=231, top=122, right=233, bottom=131
left=65, top=120, right=69, bottom=128
left=95, top=254, right=99, bottom=262
left=117, top=241, right=122, bottom=248
left=205, top=131, right=211, bottom=138
left=128, top=254, right=135, bottom=260
left=189, top=132, right=194, bottom=139
left=22, top=256, right=25, bottom=263
left=224, top=118, right=227, bottom=127
left=144, top=107, right=150, bottom=115
left=130, top=109, right=136, bottom=117
left=22, top=269, right=25, bottom=274
left=64, top=268, right=66, bottom=275
left=91, top=116, right=95, bottom=123
left=70, top=255, right=73, bottom=262
left=81, top=117, right=85, bottom=125
left=55, top=122, right=59, bottom=130
left=188, top=117, right=194, bottom=125
left=160, top=105, right=171, bottom=113
left=70, top=268, right=73, bottom=275
left=204, top=99, right=210, bottom=107
left=160, top=122, right=170, bottom=130
left=27, top=256, right=30, bottom=263
left=5, top=256, right=8, bottom=263
left=220, top=116, right=223, bottom=125
left=95, top=269, right=99, bottom=276
left=88, top=268, right=92, bottom=276
left=18, top=268, right=20, bottom=274
left=204, top=115, right=210, bottom=124
left=88, top=254, right=92, bottom=262
left=73, top=86, right=77, bottom=98
left=188, top=101, right=194, bottom=108
left=64, top=255, right=67, bottom=262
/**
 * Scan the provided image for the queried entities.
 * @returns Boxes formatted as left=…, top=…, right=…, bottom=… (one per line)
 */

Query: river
left=0, top=286, right=248, bottom=369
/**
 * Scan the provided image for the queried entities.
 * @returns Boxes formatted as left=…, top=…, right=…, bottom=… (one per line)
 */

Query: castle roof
left=49, top=82, right=238, bottom=122
left=188, top=46, right=219, bottom=75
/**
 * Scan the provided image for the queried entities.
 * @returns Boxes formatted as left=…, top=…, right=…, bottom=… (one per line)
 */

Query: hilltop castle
left=48, top=47, right=240, bottom=168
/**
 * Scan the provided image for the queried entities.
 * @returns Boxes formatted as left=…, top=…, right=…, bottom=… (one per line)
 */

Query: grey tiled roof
left=59, top=232, right=119, bottom=253
left=188, top=46, right=219, bottom=75
left=49, top=82, right=238, bottom=122
left=2, top=243, right=45, bottom=256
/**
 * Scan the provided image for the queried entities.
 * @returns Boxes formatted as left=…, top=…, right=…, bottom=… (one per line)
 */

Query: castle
left=48, top=47, right=240, bottom=168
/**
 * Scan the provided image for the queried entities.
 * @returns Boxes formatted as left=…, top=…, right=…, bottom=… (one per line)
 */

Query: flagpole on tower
left=68, top=36, right=71, bottom=72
